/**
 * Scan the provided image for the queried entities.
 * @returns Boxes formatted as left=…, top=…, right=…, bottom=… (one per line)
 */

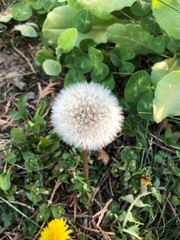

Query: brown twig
left=11, top=43, right=36, bottom=73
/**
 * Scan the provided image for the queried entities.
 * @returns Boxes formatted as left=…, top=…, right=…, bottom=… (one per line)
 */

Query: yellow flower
left=39, top=219, right=72, bottom=240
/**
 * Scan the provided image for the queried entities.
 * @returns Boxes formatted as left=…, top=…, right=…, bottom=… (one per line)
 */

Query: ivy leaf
left=153, top=71, right=180, bottom=123
left=152, top=0, right=180, bottom=40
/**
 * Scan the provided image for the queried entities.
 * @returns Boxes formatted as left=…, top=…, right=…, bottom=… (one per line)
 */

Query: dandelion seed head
left=51, top=82, right=124, bottom=150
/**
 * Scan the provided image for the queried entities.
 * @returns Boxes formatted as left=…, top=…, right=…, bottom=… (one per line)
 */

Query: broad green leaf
left=11, top=128, right=26, bottom=144
left=91, top=63, right=109, bottom=82
left=153, top=71, right=180, bottom=123
left=151, top=57, right=180, bottom=85
left=88, top=46, right=104, bottom=63
left=124, top=70, right=151, bottom=102
left=107, top=23, right=165, bottom=55
left=43, top=6, right=77, bottom=47
left=74, top=10, right=93, bottom=33
left=43, top=6, right=120, bottom=47
left=43, top=59, right=62, bottom=76
left=0, top=169, right=11, bottom=191
left=152, top=0, right=180, bottom=40
left=13, top=23, right=38, bottom=37
left=64, top=69, right=86, bottom=87
left=77, top=0, right=137, bottom=13
left=137, top=91, right=154, bottom=120
left=56, top=28, right=78, bottom=54
left=11, top=3, right=32, bottom=21
left=74, top=56, right=93, bottom=73
left=131, top=0, right=151, bottom=17
left=36, top=48, right=55, bottom=64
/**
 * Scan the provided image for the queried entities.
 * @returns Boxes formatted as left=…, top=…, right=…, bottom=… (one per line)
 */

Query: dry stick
left=82, top=149, right=89, bottom=182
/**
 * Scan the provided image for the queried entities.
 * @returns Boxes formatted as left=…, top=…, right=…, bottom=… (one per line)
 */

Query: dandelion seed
left=51, top=82, right=124, bottom=150
left=39, top=219, right=72, bottom=240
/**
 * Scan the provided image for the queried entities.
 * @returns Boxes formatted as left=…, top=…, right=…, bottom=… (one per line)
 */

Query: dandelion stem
left=82, top=150, right=89, bottom=182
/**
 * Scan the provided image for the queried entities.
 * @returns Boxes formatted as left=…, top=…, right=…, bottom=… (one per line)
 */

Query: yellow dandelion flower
left=140, top=174, right=152, bottom=187
left=39, top=219, right=72, bottom=240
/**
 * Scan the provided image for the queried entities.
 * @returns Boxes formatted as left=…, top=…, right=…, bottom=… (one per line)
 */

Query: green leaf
left=151, top=57, right=180, bottom=85
left=119, top=61, right=135, bottom=76
left=122, top=225, right=142, bottom=240
left=64, top=69, right=86, bottom=87
left=74, top=56, right=93, bottom=73
left=42, top=6, right=77, bottom=47
left=11, top=3, right=32, bottom=21
left=0, top=169, right=11, bottom=191
left=56, top=28, right=78, bottom=54
left=124, top=70, right=151, bottom=103
left=27, top=115, right=46, bottom=133
left=4, top=152, right=17, bottom=164
left=131, top=0, right=151, bottom=17
left=77, top=0, right=137, bottom=13
left=109, top=48, right=121, bottom=67
left=140, top=14, right=161, bottom=34
left=11, top=128, right=26, bottom=144
left=152, top=0, right=180, bottom=40
left=91, top=63, right=109, bottom=82
left=119, top=45, right=135, bottom=61
left=51, top=204, right=65, bottom=218
left=101, top=73, right=115, bottom=90
left=17, top=95, right=27, bottom=120
left=43, top=59, right=62, bottom=76
left=13, top=23, right=38, bottom=37
left=137, top=90, right=154, bottom=121
left=36, top=48, right=55, bottom=64
left=88, top=46, right=104, bottom=63
left=74, top=10, right=93, bottom=33
left=22, top=152, right=43, bottom=171
left=107, top=23, right=164, bottom=55
left=153, top=71, right=180, bottom=123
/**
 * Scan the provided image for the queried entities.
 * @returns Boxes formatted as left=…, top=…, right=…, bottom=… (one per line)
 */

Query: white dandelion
left=51, top=82, right=124, bottom=151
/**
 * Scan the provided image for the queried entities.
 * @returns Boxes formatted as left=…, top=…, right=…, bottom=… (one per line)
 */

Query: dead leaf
left=98, top=149, right=110, bottom=165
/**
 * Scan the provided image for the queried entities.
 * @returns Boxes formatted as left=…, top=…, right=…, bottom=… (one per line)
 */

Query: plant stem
left=82, top=149, right=89, bottom=182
